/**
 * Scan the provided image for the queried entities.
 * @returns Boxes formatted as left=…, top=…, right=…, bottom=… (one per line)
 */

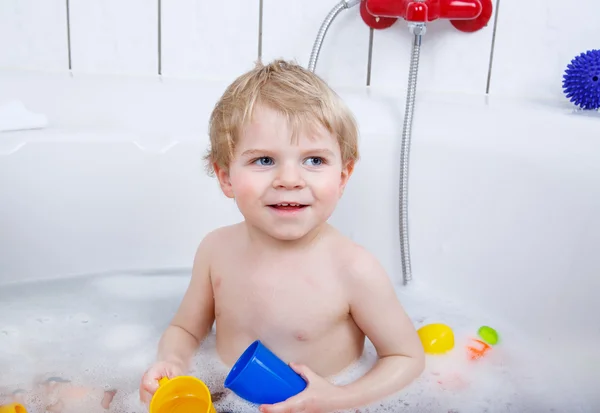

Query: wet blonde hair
left=204, top=59, right=359, bottom=175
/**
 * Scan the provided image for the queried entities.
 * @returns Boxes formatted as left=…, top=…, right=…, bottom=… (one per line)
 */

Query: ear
left=213, top=163, right=235, bottom=199
left=339, top=160, right=355, bottom=194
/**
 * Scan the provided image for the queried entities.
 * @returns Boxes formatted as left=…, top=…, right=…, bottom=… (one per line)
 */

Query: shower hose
left=399, top=29, right=424, bottom=285
left=309, top=2, right=424, bottom=286
left=308, top=0, right=361, bottom=72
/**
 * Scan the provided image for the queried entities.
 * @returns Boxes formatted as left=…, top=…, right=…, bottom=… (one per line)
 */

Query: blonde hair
left=204, top=59, right=359, bottom=175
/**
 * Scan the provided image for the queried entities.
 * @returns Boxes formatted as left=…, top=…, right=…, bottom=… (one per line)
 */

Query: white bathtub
left=1, top=70, right=599, bottom=411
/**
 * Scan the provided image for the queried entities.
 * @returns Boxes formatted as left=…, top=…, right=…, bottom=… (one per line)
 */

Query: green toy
left=477, top=326, right=499, bottom=345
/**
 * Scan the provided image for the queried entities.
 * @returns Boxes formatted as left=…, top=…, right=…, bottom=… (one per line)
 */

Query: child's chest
left=212, top=257, right=349, bottom=342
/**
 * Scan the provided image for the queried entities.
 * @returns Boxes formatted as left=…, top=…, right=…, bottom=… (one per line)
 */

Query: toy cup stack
left=417, top=323, right=455, bottom=354
left=224, top=340, right=307, bottom=405
left=149, top=376, right=216, bottom=413
left=0, top=403, right=27, bottom=413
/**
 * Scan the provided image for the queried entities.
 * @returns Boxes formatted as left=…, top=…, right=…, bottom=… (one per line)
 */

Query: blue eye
left=304, top=157, right=323, bottom=166
left=254, top=157, right=274, bottom=166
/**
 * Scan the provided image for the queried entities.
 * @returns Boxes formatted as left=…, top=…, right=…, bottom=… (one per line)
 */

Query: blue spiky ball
left=562, top=49, right=600, bottom=110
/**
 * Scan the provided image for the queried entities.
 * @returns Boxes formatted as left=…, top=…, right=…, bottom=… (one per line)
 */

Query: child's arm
left=156, top=235, right=216, bottom=371
left=331, top=248, right=425, bottom=410
left=140, top=236, right=216, bottom=404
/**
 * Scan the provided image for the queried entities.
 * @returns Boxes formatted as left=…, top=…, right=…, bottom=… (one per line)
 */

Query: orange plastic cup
left=0, top=403, right=28, bottom=413
left=149, top=376, right=216, bottom=413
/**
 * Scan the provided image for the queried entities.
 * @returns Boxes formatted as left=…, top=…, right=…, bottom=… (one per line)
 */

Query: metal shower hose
left=308, top=1, right=423, bottom=286
left=308, top=0, right=360, bottom=72
left=399, top=30, right=424, bottom=285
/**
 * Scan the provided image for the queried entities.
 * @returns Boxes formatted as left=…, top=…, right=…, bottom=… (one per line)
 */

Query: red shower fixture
left=360, top=0, right=493, bottom=32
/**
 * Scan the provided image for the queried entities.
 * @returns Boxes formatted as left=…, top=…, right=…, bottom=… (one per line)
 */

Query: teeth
left=277, top=203, right=300, bottom=206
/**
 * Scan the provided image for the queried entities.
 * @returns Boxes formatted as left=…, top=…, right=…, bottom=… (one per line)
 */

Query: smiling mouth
left=268, top=203, right=309, bottom=210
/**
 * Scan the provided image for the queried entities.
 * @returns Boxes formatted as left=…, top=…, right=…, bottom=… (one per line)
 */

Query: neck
left=243, top=222, right=328, bottom=253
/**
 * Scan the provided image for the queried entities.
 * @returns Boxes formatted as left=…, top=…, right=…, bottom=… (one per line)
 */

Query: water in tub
left=0, top=270, right=592, bottom=412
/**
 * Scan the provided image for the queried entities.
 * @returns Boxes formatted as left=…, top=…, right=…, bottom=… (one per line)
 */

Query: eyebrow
left=240, top=148, right=336, bottom=158
left=240, top=149, right=274, bottom=158
left=304, top=148, right=336, bottom=158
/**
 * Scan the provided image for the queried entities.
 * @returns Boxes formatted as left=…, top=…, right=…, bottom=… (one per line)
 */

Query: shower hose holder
left=360, top=0, right=493, bottom=32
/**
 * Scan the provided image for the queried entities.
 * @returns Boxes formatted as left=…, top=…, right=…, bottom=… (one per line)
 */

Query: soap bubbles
left=0, top=272, right=592, bottom=412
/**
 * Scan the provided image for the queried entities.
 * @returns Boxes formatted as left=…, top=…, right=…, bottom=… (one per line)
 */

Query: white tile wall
left=262, top=0, right=371, bottom=87
left=0, top=0, right=599, bottom=100
left=69, top=0, right=158, bottom=75
left=490, top=0, right=600, bottom=101
left=161, top=0, right=259, bottom=80
left=370, top=12, right=497, bottom=95
left=0, top=0, right=68, bottom=72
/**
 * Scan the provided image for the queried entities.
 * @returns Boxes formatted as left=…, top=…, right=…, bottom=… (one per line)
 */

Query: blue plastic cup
left=224, top=340, right=307, bottom=404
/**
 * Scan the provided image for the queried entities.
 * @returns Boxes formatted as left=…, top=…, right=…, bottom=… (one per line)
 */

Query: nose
left=272, top=163, right=305, bottom=189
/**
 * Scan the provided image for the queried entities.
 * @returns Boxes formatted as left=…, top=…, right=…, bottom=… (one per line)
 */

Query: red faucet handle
left=360, top=0, right=493, bottom=32
left=360, top=0, right=398, bottom=29
left=439, top=0, right=482, bottom=20
left=450, top=0, right=493, bottom=32
left=405, top=2, right=428, bottom=22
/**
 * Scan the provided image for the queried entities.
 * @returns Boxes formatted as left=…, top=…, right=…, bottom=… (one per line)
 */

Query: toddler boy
left=140, top=59, right=425, bottom=412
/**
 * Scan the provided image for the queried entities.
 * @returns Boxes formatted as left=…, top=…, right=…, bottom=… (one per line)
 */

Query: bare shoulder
left=328, top=231, right=389, bottom=285
left=194, top=222, right=244, bottom=259
left=194, top=224, right=242, bottom=273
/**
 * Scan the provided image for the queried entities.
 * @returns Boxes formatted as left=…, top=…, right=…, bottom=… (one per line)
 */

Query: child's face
left=216, top=105, right=353, bottom=242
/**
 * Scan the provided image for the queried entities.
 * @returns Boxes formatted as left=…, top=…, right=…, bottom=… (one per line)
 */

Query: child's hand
left=139, top=361, right=184, bottom=405
left=259, top=363, right=344, bottom=413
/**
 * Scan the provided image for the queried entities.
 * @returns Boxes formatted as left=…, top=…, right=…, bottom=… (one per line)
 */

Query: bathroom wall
left=1, top=0, right=599, bottom=102
left=1, top=1, right=599, bottom=348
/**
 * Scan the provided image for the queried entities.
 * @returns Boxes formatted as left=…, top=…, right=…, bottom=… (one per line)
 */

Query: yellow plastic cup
left=417, top=323, right=455, bottom=355
left=149, top=376, right=216, bottom=413
left=0, top=403, right=28, bottom=413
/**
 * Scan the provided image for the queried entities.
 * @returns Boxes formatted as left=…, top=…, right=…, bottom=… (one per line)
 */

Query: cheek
left=324, top=185, right=344, bottom=201
left=230, top=171, right=264, bottom=200
left=310, top=170, right=344, bottom=199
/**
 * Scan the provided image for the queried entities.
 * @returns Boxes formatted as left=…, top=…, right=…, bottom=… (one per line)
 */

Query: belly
left=214, top=295, right=365, bottom=377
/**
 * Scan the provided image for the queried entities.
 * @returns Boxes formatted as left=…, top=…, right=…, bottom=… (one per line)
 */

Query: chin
left=265, top=223, right=324, bottom=242
left=269, top=229, right=312, bottom=242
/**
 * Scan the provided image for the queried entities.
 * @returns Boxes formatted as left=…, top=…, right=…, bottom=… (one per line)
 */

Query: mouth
left=267, top=203, right=309, bottom=211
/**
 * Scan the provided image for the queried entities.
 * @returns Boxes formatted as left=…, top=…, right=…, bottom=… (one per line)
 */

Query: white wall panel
left=161, top=0, right=259, bottom=80
left=369, top=3, right=498, bottom=95
left=2, top=0, right=599, bottom=102
left=0, top=0, right=68, bottom=72
left=490, top=0, right=600, bottom=102
left=262, top=0, right=370, bottom=87
left=69, top=0, right=158, bottom=75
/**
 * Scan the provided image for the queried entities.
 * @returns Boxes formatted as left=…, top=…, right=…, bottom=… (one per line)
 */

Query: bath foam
left=102, top=324, right=153, bottom=351
left=0, top=272, right=592, bottom=412
left=91, top=273, right=191, bottom=300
